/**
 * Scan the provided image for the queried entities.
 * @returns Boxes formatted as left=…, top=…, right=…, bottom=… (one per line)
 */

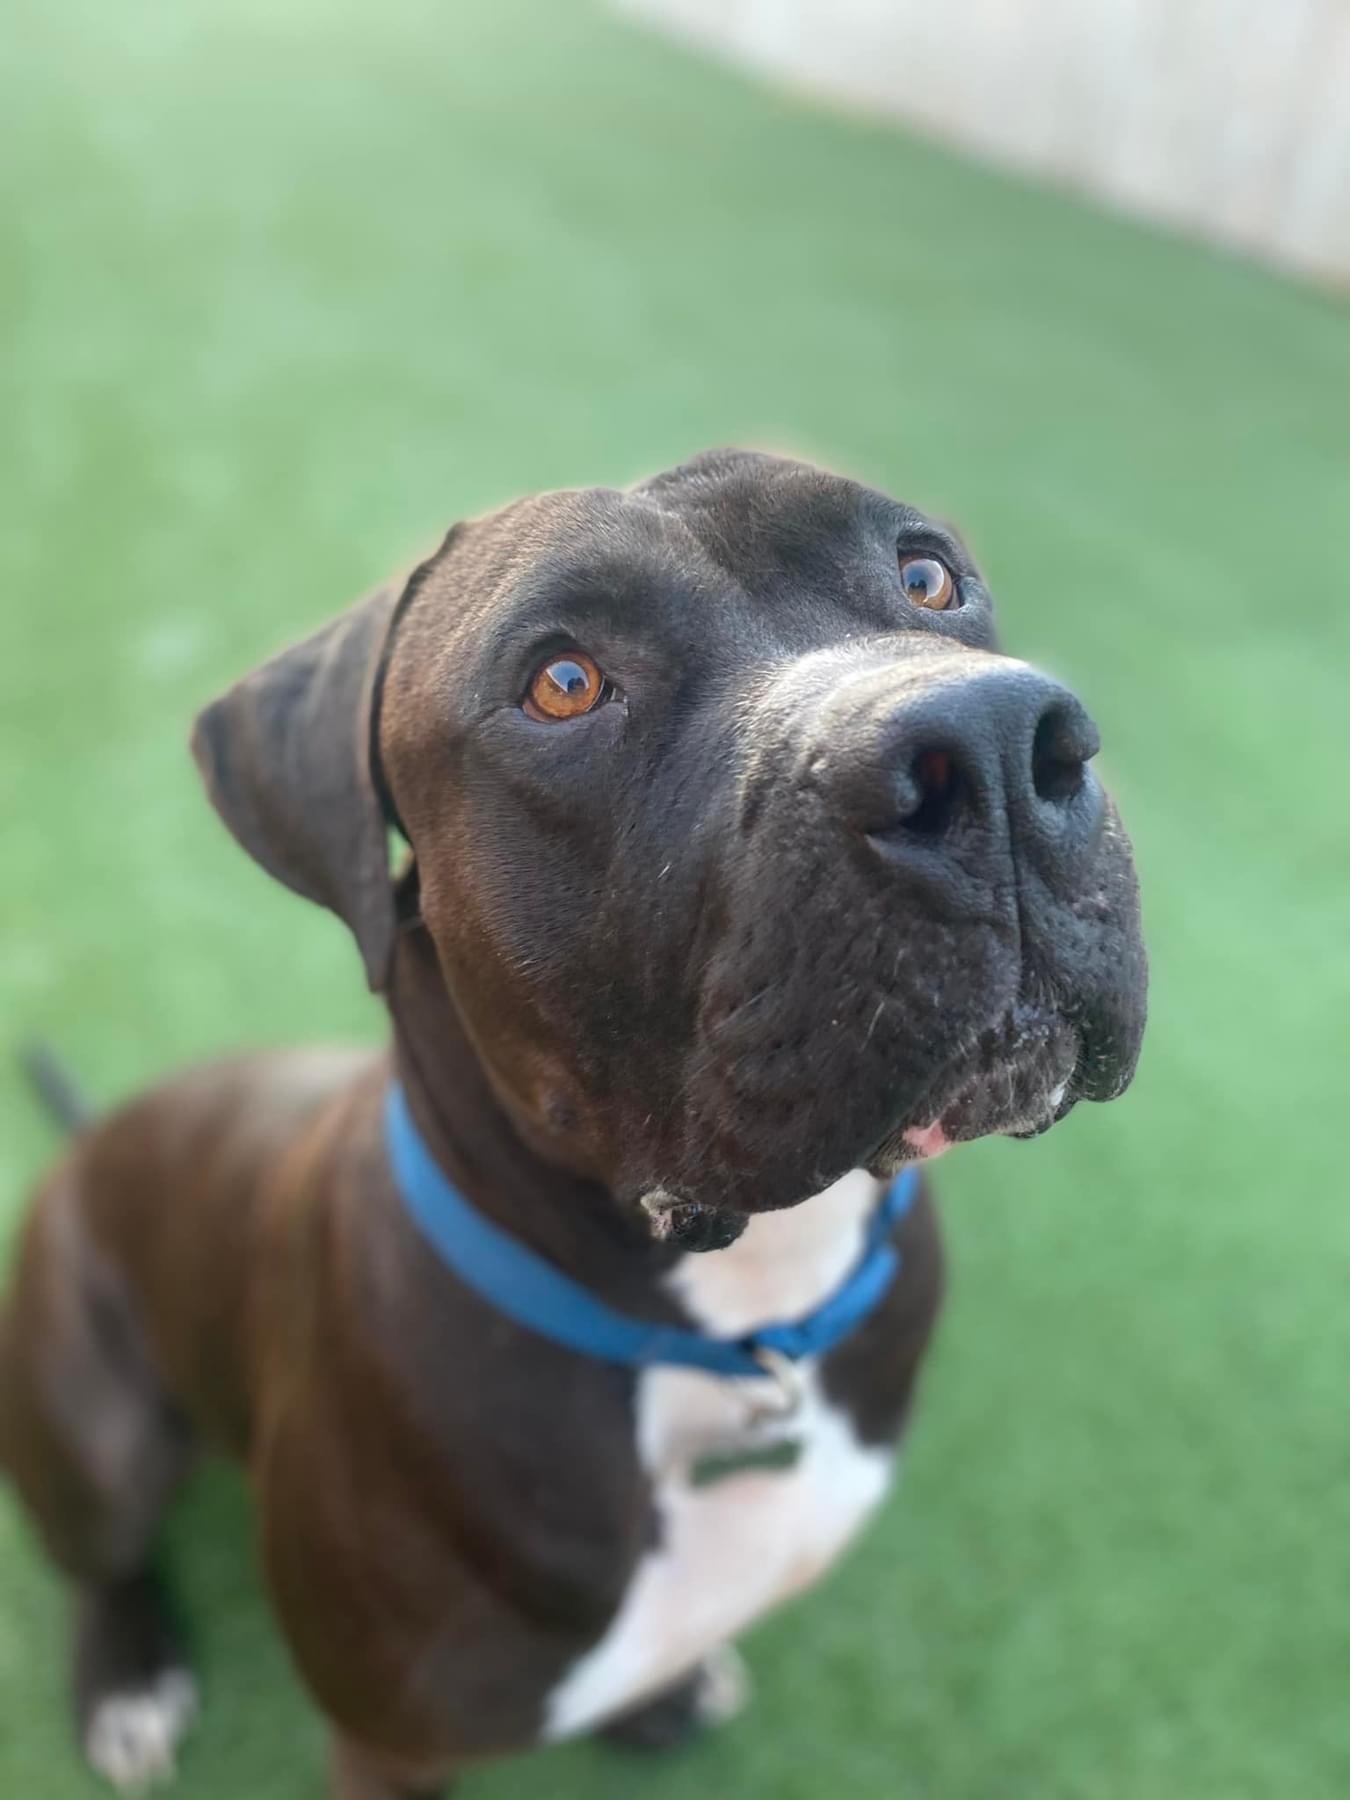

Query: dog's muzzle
left=676, top=642, right=1146, bottom=1214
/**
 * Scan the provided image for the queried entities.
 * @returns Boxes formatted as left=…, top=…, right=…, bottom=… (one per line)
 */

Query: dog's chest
left=543, top=1171, right=895, bottom=1740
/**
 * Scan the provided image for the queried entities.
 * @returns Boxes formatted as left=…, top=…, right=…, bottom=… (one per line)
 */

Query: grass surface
left=3, top=1, right=1349, bottom=1794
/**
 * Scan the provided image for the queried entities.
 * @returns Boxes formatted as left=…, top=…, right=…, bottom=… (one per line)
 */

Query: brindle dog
left=1, top=450, right=1146, bottom=1796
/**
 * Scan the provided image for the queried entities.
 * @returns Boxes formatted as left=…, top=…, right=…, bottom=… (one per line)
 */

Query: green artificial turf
left=3, top=1, right=1349, bottom=1794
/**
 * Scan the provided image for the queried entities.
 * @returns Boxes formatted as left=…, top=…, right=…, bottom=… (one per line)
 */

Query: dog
left=0, top=449, right=1146, bottom=1797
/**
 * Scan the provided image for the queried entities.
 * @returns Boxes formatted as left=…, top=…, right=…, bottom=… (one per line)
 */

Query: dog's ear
left=191, top=575, right=414, bottom=992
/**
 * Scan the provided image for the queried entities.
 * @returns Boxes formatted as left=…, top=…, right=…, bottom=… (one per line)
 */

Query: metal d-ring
left=747, top=1345, right=807, bottom=1425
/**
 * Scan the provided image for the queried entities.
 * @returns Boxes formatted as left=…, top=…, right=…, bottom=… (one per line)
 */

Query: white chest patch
left=543, top=1170, right=897, bottom=1741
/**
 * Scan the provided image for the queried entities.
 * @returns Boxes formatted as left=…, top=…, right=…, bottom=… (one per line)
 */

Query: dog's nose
left=838, top=662, right=1105, bottom=890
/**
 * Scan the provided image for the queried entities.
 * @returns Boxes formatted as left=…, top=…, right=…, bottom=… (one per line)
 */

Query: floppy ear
left=191, top=575, right=412, bottom=991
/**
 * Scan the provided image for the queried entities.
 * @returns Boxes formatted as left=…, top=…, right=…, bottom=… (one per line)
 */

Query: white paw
left=693, top=1644, right=752, bottom=1727
left=85, top=1670, right=198, bottom=1791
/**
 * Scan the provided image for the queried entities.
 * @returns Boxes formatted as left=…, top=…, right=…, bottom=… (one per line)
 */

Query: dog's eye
left=524, top=652, right=611, bottom=721
left=899, top=555, right=956, bottom=611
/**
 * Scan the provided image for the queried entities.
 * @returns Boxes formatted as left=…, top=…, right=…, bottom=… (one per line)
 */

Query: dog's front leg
left=331, top=1736, right=452, bottom=1800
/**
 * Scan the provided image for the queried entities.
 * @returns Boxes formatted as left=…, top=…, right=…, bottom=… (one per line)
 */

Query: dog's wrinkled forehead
left=386, top=449, right=992, bottom=725
left=632, top=448, right=969, bottom=599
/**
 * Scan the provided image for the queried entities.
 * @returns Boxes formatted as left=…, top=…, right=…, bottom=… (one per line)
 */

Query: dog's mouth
left=644, top=1004, right=1085, bottom=1251
left=867, top=1006, right=1081, bottom=1172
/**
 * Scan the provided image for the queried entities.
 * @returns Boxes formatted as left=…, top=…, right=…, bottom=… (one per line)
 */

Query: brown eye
left=900, top=555, right=956, bottom=610
left=524, top=651, right=610, bottom=721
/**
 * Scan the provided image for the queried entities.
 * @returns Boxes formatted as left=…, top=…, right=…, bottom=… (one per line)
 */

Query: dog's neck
left=385, top=925, right=689, bottom=1315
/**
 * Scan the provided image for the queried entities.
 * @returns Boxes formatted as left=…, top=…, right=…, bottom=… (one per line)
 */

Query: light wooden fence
left=618, top=0, right=1350, bottom=285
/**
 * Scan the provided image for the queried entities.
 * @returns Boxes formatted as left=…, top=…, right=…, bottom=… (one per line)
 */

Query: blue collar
left=384, top=1083, right=919, bottom=1382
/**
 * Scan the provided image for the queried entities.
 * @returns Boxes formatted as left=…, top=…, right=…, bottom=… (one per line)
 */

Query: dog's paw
left=84, top=1669, right=198, bottom=1791
left=600, top=1645, right=752, bottom=1752
left=691, top=1643, right=752, bottom=1728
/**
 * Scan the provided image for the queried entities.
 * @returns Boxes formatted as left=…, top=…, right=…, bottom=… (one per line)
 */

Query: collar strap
left=385, top=1083, right=918, bottom=1381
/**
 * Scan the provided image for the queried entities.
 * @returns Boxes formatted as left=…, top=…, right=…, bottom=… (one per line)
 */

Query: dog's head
left=195, top=451, right=1146, bottom=1245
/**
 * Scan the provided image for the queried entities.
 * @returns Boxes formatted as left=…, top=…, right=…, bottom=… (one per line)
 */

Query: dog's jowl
left=0, top=450, right=1147, bottom=1797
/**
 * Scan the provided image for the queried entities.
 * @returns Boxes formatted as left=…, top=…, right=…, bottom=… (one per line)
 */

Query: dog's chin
left=646, top=1007, right=1120, bottom=1244
left=646, top=1055, right=1068, bottom=1251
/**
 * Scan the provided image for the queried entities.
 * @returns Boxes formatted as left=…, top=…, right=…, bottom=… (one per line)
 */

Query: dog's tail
left=17, top=1041, right=96, bottom=1137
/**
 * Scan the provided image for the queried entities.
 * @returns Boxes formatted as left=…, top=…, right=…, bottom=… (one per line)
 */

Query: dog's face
left=196, top=451, right=1146, bottom=1245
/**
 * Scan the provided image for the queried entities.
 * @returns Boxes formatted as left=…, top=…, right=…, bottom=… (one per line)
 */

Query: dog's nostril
left=1031, top=705, right=1096, bottom=806
left=897, top=748, right=960, bottom=836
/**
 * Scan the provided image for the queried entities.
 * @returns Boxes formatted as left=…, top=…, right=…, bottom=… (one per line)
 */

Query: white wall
left=618, top=0, right=1350, bottom=285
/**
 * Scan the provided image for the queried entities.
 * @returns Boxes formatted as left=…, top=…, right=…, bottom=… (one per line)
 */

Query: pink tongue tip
left=903, top=1121, right=952, bottom=1160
